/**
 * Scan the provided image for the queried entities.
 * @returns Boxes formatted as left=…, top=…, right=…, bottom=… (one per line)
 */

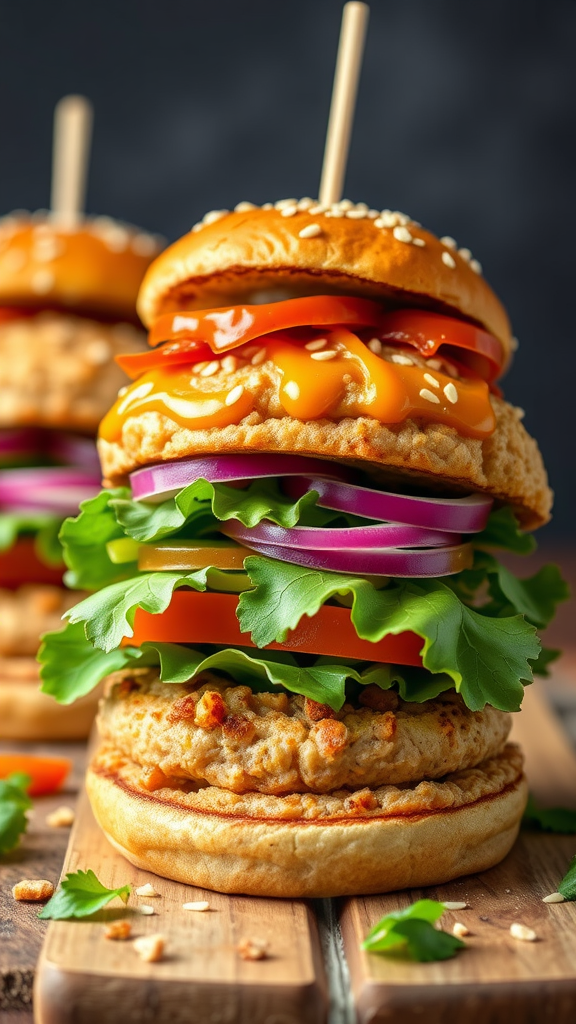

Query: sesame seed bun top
left=137, top=199, right=512, bottom=363
left=0, top=212, right=164, bottom=322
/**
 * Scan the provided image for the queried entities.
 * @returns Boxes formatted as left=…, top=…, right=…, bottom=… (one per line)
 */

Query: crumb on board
left=183, top=901, right=210, bottom=912
left=452, top=922, right=470, bottom=938
left=139, top=904, right=155, bottom=916
left=104, top=920, right=132, bottom=940
left=135, top=883, right=160, bottom=898
left=237, top=938, right=269, bottom=961
left=133, top=934, right=165, bottom=962
left=510, top=923, right=538, bottom=942
left=45, top=806, right=75, bottom=828
left=443, top=901, right=468, bottom=910
left=12, top=879, right=54, bottom=902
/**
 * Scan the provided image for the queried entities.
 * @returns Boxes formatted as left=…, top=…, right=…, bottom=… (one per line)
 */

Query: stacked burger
left=0, top=212, right=161, bottom=739
left=40, top=200, right=566, bottom=895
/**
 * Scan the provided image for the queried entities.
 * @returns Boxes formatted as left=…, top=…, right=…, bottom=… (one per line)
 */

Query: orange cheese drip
left=100, top=328, right=495, bottom=443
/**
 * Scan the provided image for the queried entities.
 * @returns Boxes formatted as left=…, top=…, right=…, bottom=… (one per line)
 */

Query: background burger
left=40, top=199, right=567, bottom=896
left=0, top=211, right=162, bottom=739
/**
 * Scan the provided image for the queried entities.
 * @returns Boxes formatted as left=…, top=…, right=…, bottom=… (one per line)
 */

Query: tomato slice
left=147, top=296, right=382, bottom=352
left=0, top=538, right=64, bottom=589
left=0, top=753, right=71, bottom=796
left=377, top=310, right=505, bottom=382
left=127, top=591, right=423, bottom=666
left=138, top=541, right=253, bottom=572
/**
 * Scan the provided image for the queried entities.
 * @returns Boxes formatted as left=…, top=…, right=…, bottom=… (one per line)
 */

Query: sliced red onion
left=283, top=477, right=493, bottom=533
left=130, top=454, right=353, bottom=503
left=222, top=518, right=461, bottom=551
left=222, top=534, right=473, bottom=577
left=0, top=467, right=101, bottom=515
left=0, top=428, right=43, bottom=459
left=48, top=432, right=101, bottom=472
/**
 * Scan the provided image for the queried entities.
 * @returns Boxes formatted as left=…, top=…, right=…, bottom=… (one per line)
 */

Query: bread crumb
left=237, top=937, right=269, bottom=961
left=12, top=879, right=54, bottom=902
left=542, top=892, right=565, bottom=904
left=452, top=922, right=470, bottom=938
left=135, top=883, right=160, bottom=898
left=183, top=901, right=210, bottom=912
left=134, top=934, right=165, bottom=962
left=45, top=806, right=75, bottom=828
left=104, top=920, right=132, bottom=940
left=510, top=923, right=537, bottom=942
left=443, top=901, right=468, bottom=911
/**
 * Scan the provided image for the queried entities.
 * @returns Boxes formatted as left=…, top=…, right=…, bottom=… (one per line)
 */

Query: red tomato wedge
left=0, top=538, right=64, bottom=589
left=0, top=754, right=71, bottom=796
left=127, top=591, right=424, bottom=666
left=377, top=309, right=505, bottom=382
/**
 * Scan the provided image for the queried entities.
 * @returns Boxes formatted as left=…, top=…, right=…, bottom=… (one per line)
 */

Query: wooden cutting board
left=34, top=685, right=576, bottom=1024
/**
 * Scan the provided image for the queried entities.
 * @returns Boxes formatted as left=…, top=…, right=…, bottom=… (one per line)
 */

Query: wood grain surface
left=0, top=741, right=85, bottom=1015
left=339, top=685, right=576, bottom=1024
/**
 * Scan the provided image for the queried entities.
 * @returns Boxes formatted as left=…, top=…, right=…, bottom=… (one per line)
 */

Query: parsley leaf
left=558, top=857, right=576, bottom=901
left=38, top=869, right=131, bottom=919
left=523, top=795, right=576, bottom=834
left=362, top=900, right=465, bottom=961
left=0, top=773, right=33, bottom=855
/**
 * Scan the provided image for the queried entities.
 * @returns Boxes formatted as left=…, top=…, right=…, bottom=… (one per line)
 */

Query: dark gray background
left=1, top=0, right=574, bottom=539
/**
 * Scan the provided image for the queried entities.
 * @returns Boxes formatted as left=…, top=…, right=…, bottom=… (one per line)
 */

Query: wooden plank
left=0, top=741, right=85, bottom=1016
left=339, top=685, right=576, bottom=1023
left=34, top=767, right=328, bottom=1024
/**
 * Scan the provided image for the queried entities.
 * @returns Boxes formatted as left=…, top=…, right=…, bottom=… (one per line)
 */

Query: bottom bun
left=0, top=658, right=100, bottom=741
left=87, top=743, right=527, bottom=898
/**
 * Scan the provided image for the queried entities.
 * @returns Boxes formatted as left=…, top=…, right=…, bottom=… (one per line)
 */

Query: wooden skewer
left=51, top=95, right=93, bottom=226
left=319, top=2, right=369, bottom=208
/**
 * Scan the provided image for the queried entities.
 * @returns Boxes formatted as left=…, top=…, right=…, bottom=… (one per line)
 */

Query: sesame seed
left=367, top=209, right=379, bottom=219
left=235, top=201, right=257, bottom=212
left=458, top=247, right=472, bottom=262
left=542, top=892, right=565, bottom=904
left=423, top=372, right=440, bottom=388
left=327, top=206, right=344, bottom=218
left=307, top=204, right=327, bottom=215
left=275, top=199, right=297, bottom=210
left=251, top=348, right=267, bottom=365
left=442, top=251, right=456, bottom=269
left=379, top=211, right=397, bottom=227
left=440, top=235, right=457, bottom=249
left=132, top=233, right=158, bottom=257
left=452, top=922, right=470, bottom=938
left=419, top=387, right=440, bottom=404
left=311, top=349, right=338, bottom=361
left=510, top=923, right=537, bottom=942
left=373, top=218, right=386, bottom=229
left=305, top=338, right=327, bottom=351
left=443, top=901, right=468, bottom=910
left=31, top=269, right=55, bottom=294
left=281, top=205, right=298, bottom=217
left=298, top=223, right=322, bottom=239
left=297, top=197, right=314, bottom=210
left=183, top=901, right=210, bottom=912
left=203, top=210, right=228, bottom=225
left=222, top=355, right=238, bottom=373
left=412, top=237, right=426, bottom=247
left=191, top=223, right=203, bottom=232
left=192, top=361, right=209, bottom=375
left=444, top=382, right=458, bottom=404
left=118, top=386, right=128, bottom=397
left=261, top=203, right=273, bottom=210
left=200, top=360, right=220, bottom=376
left=284, top=381, right=300, bottom=400
left=427, top=358, right=442, bottom=370
left=391, top=353, right=414, bottom=366
left=226, top=384, right=245, bottom=406
left=470, top=258, right=482, bottom=274
left=367, top=338, right=382, bottom=355
left=136, top=884, right=160, bottom=898
left=346, top=208, right=367, bottom=219
left=338, top=199, right=354, bottom=210
left=393, top=226, right=413, bottom=244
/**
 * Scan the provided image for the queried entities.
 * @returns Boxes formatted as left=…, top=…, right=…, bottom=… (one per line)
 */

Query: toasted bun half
left=0, top=213, right=163, bottom=321
left=0, top=658, right=99, bottom=740
left=137, top=202, right=512, bottom=363
left=87, top=743, right=527, bottom=897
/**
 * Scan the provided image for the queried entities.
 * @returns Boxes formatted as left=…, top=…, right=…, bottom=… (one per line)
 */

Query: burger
left=39, top=199, right=567, bottom=896
left=0, top=212, right=162, bottom=739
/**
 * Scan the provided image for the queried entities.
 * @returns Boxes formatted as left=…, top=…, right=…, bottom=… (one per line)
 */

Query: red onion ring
left=283, top=477, right=493, bottom=533
left=0, top=428, right=43, bottom=459
left=221, top=534, right=473, bottom=577
left=0, top=467, right=101, bottom=515
left=130, top=454, right=353, bottom=503
left=222, top=518, right=461, bottom=551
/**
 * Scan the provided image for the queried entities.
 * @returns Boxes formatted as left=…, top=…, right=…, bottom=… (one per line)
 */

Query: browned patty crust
left=99, top=382, right=551, bottom=529
left=0, top=312, right=145, bottom=432
left=99, top=669, right=512, bottom=795
left=0, top=585, right=78, bottom=657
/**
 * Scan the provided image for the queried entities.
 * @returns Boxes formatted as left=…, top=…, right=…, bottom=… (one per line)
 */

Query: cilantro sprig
left=558, top=857, right=576, bottom=901
left=0, top=773, right=33, bottom=855
left=523, top=795, right=576, bottom=834
left=38, top=869, right=131, bottom=919
left=362, top=900, right=465, bottom=961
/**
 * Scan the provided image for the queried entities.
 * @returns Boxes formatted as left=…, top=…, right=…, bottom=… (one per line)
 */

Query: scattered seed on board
left=510, top=923, right=537, bottom=942
left=542, top=892, right=565, bottom=904
left=139, top=904, right=156, bottom=916
left=45, top=806, right=75, bottom=828
left=443, top=901, right=468, bottom=911
left=183, top=901, right=210, bottom=912
left=452, top=922, right=470, bottom=938
left=135, top=884, right=160, bottom=898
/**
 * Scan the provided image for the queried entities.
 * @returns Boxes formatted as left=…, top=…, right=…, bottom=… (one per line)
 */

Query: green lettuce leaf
left=523, top=795, right=576, bottom=834
left=239, top=557, right=539, bottom=711
left=59, top=488, right=135, bottom=590
left=474, top=506, right=536, bottom=555
left=558, top=856, right=576, bottom=901
left=0, top=773, right=33, bottom=856
left=472, top=552, right=569, bottom=628
left=0, top=512, right=64, bottom=566
left=362, top=900, right=465, bottom=961
left=38, top=869, right=131, bottom=920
